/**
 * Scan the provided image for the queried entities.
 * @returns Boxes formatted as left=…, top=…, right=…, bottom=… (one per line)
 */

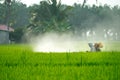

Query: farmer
left=88, top=42, right=103, bottom=52
left=88, top=43, right=96, bottom=52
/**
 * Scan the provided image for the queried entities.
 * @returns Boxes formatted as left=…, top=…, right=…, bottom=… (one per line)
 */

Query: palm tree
left=82, top=0, right=98, bottom=8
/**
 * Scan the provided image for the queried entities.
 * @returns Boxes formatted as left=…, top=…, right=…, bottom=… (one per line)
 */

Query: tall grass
left=0, top=44, right=120, bottom=80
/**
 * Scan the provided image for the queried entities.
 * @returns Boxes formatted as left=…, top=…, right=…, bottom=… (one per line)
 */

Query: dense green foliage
left=0, top=45, right=120, bottom=80
left=27, top=0, right=72, bottom=34
left=0, top=0, right=120, bottom=42
left=0, top=0, right=29, bottom=28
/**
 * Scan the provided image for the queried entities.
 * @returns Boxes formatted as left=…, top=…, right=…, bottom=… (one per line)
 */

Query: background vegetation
left=0, top=0, right=120, bottom=43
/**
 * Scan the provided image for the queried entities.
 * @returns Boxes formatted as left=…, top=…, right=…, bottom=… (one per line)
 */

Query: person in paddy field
left=88, top=42, right=103, bottom=52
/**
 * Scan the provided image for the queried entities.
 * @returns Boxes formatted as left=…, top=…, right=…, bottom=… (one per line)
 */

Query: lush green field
left=0, top=44, right=120, bottom=80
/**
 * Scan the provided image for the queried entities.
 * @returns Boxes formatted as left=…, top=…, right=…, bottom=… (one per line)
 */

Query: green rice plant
left=0, top=44, right=120, bottom=80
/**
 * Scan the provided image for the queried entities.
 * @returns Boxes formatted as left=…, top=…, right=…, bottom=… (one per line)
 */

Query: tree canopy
left=0, top=0, right=120, bottom=42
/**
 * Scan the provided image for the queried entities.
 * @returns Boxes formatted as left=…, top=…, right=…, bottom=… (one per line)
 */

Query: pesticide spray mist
left=26, top=30, right=120, bottom=52
left=27, top=32, right=90, bottom=52
left=25, top=22, right=120, bottom=52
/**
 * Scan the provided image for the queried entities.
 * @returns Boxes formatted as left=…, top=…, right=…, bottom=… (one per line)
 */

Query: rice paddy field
left=0, top=41, right=120, bottom=80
